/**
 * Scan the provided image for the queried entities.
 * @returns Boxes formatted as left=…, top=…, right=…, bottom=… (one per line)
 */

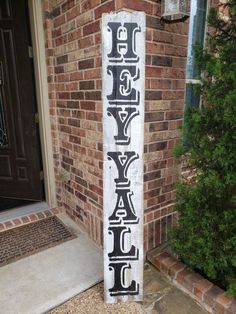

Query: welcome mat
left=0, top=216, right=75, bottom=267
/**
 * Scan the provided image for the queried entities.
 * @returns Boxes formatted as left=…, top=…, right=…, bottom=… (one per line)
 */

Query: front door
left=0, top=0, right=44, bottom=201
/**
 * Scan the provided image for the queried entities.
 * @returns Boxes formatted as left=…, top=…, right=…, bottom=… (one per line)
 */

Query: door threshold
left=0, top=202, right=49, bottom=224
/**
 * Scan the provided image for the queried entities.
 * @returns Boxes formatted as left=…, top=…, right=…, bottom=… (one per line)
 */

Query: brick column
left=41, top=0, right=189, bottom=250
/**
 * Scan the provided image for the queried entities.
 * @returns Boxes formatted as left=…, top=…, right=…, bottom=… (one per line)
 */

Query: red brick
left=145, top=90, right=162, bottom=100
left=226, top=300, right=236, bottom=314
left=146, top=55, right=152, bottom=65
left=77, top=11, right=93, bottom=27
left=13, top=219, right=22, bottom=226
left=144, top=170, right=161, bottom=182
left=145, top=112, right=164, bottom=122
left=152, top=2, right=161, bottom=16
left=182, top=272, right=203, bottom=293
left=215, top=293, right=233, bottom=314
left=149, top=122, right=169, bottom=132
left=54, top=14, right=65, bottom=28
left=115, top=0, right=153, bottom=14
left=153, top=219, right=161, bottom=246
left=146, top=15, right=164, bottom=30
left=51, top=208, right=60, bottom=214
left=95, top=1, right=115, bottom=19
left=58, top=92, right=70, bottom=100
left=80, top=101, right=96, bottom=111
left=68, top=117, right=80, bottom=127
left=193, top=279, right=213, bottom=300
left=55, top=34, right=68, bottom=46
left=66, top=5, right=80, bottom=21
left=95, top=33, right=101, bottom=45
left=84, top=68, right=101, bottom=79
left=21, top=216, right=30, bottom=223
left=153, top=30, right=173, bottom=44
left=36, top=212, right=46, bottom=220
left=70, top=71, right=83, bottom=81
left=160, top=256, right=178, bottom=275
left=78, top=36, right=94, bottom=49
left=152, top=251, right=171, bottom=269
left=173, top=34, right=188, bottom=47
left=149, top=141, right=167, bottom=152
left=62, top=0, right=75, bottom=13
left=85, top=91, right=101, bottom=100
left=79, top=58, right=94, bottom=70
left=152, top=55, right=172, bottom=67
left=148, top=178, right=165, bottom=190
left=85, top=189, right=98, bottom=202
left=204, top=285, right=224, bottom=309
left=81, top=0, right=100, bottom=12
left=83, top=20, right=100, bottom=36
left=144, top=188, right=160, bottom=200
left=71, top=92, right=84, bottom=100
left=86, top=112, right=102, bottom=121
left=89, top=183, right=103, bottom=196
left=4, top=221, right=14, bottom=229
left=52, top=28, right=62, bottom=38
left=169, top=261, right=186, bottom=279
left=29, top=214, right=38, bottom=222
left=0, top=223, right=5, bottom=231
left=163, top=91, right=184, bottom=100
left=79, top=80, right=95, bottom=90
left=165, top=110, right=183, bottom=120
left=75, top=191, right=87, bottom=202
left=172, top=57, right=186, bottom=68
left=148, top=160, right=167, bottom=172
left=44, top=210, right=52, bottom=217
left=176, top=268, right=193, bottom=285
left=146, top=66, right=163, bottom=78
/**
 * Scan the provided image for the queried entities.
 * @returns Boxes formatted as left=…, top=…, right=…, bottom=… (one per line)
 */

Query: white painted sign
left=102, top=11, right=145, bottom=303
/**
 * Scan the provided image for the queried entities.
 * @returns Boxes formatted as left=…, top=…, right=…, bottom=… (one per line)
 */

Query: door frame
left=28, top=0, right=57, bottom=207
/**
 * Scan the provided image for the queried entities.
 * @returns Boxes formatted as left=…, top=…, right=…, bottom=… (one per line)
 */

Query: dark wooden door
left=0, top=0, right=44, bottom=201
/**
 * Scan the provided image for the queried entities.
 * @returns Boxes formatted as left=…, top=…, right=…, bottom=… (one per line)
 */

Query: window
left=185, top=0, right=208, bottom=110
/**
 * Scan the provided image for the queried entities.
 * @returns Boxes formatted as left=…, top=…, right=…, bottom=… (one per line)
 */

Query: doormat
left=0, top=216, right=75, bottom=267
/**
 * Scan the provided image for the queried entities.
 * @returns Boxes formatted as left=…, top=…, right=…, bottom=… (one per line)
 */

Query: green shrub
left=170, top=1, right=236, bottom=296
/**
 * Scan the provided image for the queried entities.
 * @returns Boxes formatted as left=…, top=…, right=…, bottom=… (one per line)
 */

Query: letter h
left=107, top=22, right=141, bottom=63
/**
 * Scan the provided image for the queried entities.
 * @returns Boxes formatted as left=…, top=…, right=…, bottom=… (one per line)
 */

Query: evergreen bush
left=170, top=1, right=236, bottom=296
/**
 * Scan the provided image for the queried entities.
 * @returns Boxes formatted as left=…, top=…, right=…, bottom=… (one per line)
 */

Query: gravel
left=49, top=282, right=144, bottom=314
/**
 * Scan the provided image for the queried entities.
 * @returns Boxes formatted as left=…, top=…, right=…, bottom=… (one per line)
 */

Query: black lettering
left=109, top=262, right=139, bottom=296
left=107, top=151, right=139, bottom=187
left=109, top=188, right=139, bottom=225
left=107, top=22, right=141, bottom=62
left=108, top=226, right=139, bottom=260
left=107, top=107, right=139, bottom=145
left=107, top=65, right=140, bottom=106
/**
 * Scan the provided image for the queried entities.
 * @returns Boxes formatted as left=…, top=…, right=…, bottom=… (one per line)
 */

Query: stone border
left=147, top=250, right=236, bottom=314
left=0, top=207, right=63, bottom=233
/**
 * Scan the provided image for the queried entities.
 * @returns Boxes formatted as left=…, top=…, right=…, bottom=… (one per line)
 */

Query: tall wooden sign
left=102, top=11, right=145, bottom=303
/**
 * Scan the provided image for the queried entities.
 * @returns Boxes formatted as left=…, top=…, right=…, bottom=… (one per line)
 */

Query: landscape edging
left=147, top=250, right=236, bottom=314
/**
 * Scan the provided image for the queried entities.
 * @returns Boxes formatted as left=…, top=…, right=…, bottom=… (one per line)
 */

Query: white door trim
left=28, top=0, right=57, bottom=207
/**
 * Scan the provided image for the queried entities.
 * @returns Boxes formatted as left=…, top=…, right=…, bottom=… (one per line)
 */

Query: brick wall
left=41, top=0, right=189, bottom=251
left=142, top=3, right=188, bottom=252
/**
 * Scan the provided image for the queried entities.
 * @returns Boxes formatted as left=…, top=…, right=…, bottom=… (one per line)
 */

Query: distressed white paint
left=102, top=11, right=145, bottom=303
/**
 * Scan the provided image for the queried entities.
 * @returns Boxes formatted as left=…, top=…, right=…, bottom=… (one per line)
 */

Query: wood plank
left=102, top=11, right=145, bottom=303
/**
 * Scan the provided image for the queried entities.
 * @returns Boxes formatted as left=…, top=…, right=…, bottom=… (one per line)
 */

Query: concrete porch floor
left=0, top=213, right=103, bottom=314
left=0, top=211, right=208, bottom=314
